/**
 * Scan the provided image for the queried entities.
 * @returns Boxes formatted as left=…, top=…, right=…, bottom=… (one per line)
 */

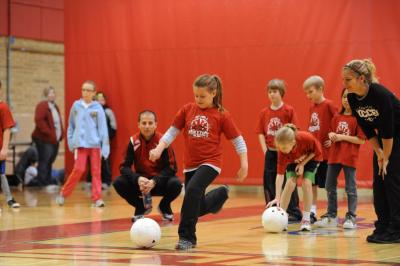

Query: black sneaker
left=158, top=205, right=174, bottom=221
left=366, top=229, right=387, bottom=243
left=371, top=231, right=400, bottom=244
left=288, top=214, right=302, bottom=223
left=175, top=239, right=196, bottom=250
left=7, top=198, right=20, bottom=208
left=131, top=208, right=152, bottom=223
left=310, top=212, right=317, bottom=224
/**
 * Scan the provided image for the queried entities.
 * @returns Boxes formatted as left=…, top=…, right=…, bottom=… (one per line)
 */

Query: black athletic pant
left=263, top=150, right=302, bottom=219
left=113, top=174, right=182, bottom=215
left=178, top=165, right=228, bottom=244
left=373, top=135, right=400, bottom=233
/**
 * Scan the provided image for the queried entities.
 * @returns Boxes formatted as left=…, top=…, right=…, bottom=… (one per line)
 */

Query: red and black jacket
left=119, top=132, right=177, bottom=183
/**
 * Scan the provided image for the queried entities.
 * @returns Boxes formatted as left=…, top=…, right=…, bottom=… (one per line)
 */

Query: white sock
left=303, top=211, right=311, bottom=221
left=310, top=205, right=317, bottom=215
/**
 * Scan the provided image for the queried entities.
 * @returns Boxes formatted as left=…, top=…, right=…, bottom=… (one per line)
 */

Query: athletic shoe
left=55, top=195, right=65, bottom=206
left=310, top=212, right=317, bottom=224
left=175, top=239, right=196, bottom=250
left=288, top=214, right=302, bottom=223
left=314, top=214, right=338, bottom=228
left=92, top=199, right=105, bottom=207
left=300, top=219, right=312, bottom=231
left=131, top=207, right=152, bottom=223
left=7, top=198, right=20, bottom=208
left=343, top=213, right=357, bottom=229
left=132, top=215, right=144, bottom=223
left=372, top=232, right=400, bottom=244
left=158, top=206, right=174, bottom=221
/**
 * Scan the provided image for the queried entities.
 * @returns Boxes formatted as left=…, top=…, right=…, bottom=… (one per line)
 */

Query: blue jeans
left=326, top=163, right=357, bottom=217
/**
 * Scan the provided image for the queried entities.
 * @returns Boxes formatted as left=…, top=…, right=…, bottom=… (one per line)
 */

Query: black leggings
left=178, top=165, right=228, bottom=244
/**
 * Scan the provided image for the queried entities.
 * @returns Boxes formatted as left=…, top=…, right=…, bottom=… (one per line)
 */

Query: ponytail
left=193, top=74, right=224, bottom=112
left=344, top=58, right=379, bottom=85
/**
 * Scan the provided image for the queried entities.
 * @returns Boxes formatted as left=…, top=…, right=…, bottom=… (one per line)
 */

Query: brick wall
left=0, top=36, right=65, bottom=172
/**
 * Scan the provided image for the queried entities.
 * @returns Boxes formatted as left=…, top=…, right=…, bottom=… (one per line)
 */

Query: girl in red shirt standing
left=267, top=124, right=323, bottom=231
left=150, top=74, right=248, bottom=250
left=315, top=89, right=365, bottom=229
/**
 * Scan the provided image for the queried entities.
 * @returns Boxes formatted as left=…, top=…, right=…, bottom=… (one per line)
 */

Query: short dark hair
left=138, top=110, right=157, bottom=122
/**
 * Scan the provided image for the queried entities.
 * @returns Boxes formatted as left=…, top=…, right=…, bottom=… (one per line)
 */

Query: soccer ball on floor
left=130, top=218, right=161, bottom=248
left=262, top=207, right=288, bottom=233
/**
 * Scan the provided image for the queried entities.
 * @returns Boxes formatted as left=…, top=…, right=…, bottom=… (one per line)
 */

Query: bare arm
left=258, top=134, right=267, bottom=154
left=0, top=128, right=10, bottom=160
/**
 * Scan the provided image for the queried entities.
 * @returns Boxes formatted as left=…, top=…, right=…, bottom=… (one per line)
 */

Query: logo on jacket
left=356, top=106, right=379, bottom=122
left=267, top=117, right=282, bottom=136
left=336, top=121, right=350, bottom=135
left=188, top=115, right=210, bottom=138
left=308, top=112, right=320, bottom=132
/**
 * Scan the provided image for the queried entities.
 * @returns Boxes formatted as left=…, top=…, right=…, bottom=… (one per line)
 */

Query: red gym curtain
left=65, top=0, right=400, bottom=187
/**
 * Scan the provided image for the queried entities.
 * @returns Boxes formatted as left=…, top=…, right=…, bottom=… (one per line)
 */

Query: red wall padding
left=65, top=0, right=400, bottom=187
left=0, top=0, right=64, bottom=42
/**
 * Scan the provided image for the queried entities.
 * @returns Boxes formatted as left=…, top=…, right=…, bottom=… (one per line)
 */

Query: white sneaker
left=55, top=195, right=65, bottom=206
left=7, top=199, right=20, bottom=208
left=343, top=214, right=357, bottom=229
left=314, top=215, right=338, bottom=228
left=92, top=199, right=105, bottom=207
left=300, top=219, right=311, bottom=231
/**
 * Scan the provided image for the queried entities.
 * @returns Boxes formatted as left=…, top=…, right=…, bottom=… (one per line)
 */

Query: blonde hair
left=275, top=124, right=297, bottom=146
left=267, top=79, right=286, bottom=97
left=303, top=75, right=325, bottom=90
left=193, top=74, right=224, bottom=111
left=344, top=58, right=379, bottom=85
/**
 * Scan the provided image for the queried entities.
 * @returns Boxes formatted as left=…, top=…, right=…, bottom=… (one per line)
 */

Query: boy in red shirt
left=315, top=89, right=365, bottom=229
left=303, top=75, right=338, bottom=222
left=0, top=80, right=20, bottom=211
left=113, top=110, right=182, bottom=222
left=267, top=124, right=323, bottom=231
left=256, top=79, right=302, bottom=222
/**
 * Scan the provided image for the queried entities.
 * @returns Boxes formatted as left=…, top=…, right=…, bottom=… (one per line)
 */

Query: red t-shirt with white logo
left=328, top=114, right=365, bottom=168
left=277, top=131, right=323, bottom=175
left=172, top=103, right=241, bottom=170
left=307, top=99, right=338, bottom=160
left=256, top=104, right=298, bottom=149
left=0, top=102, right=15, bottom=149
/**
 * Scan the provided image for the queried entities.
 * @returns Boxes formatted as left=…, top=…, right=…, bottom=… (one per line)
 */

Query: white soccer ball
left=130, top=218, right=161, bottom=248
left=262, top=207, right=288, bottom=233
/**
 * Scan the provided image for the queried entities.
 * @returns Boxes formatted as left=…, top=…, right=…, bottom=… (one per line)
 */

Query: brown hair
left=267, top=79, right=286, bottom=97
left=138, top=110, right=157, bottom=122
left=83, top=80, right=97, bottom=90
left=303, top=75, right=325, bottom=91
left=344, top=58, right=379, bottom=85
left=275, top=123, right=297, bottom=146
left=193, top=74, right=224, bottom=111
left=43, top=86, right=55, bottom=98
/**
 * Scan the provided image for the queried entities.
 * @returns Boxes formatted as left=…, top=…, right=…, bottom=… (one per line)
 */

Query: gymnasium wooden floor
left=0, top=185, right=399, bottom=266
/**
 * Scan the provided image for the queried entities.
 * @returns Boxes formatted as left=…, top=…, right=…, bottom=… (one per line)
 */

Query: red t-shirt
left=328, top=114, right=365, bottom=168
left=172, top=103, right=241, bottom=170
left=277, top=131, right=323, bottom=175
left=0, top=102, right=15, bottom=149
left=307, top=99, right=338, bottom=160
left=256, top=104, right=298, bottom=149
